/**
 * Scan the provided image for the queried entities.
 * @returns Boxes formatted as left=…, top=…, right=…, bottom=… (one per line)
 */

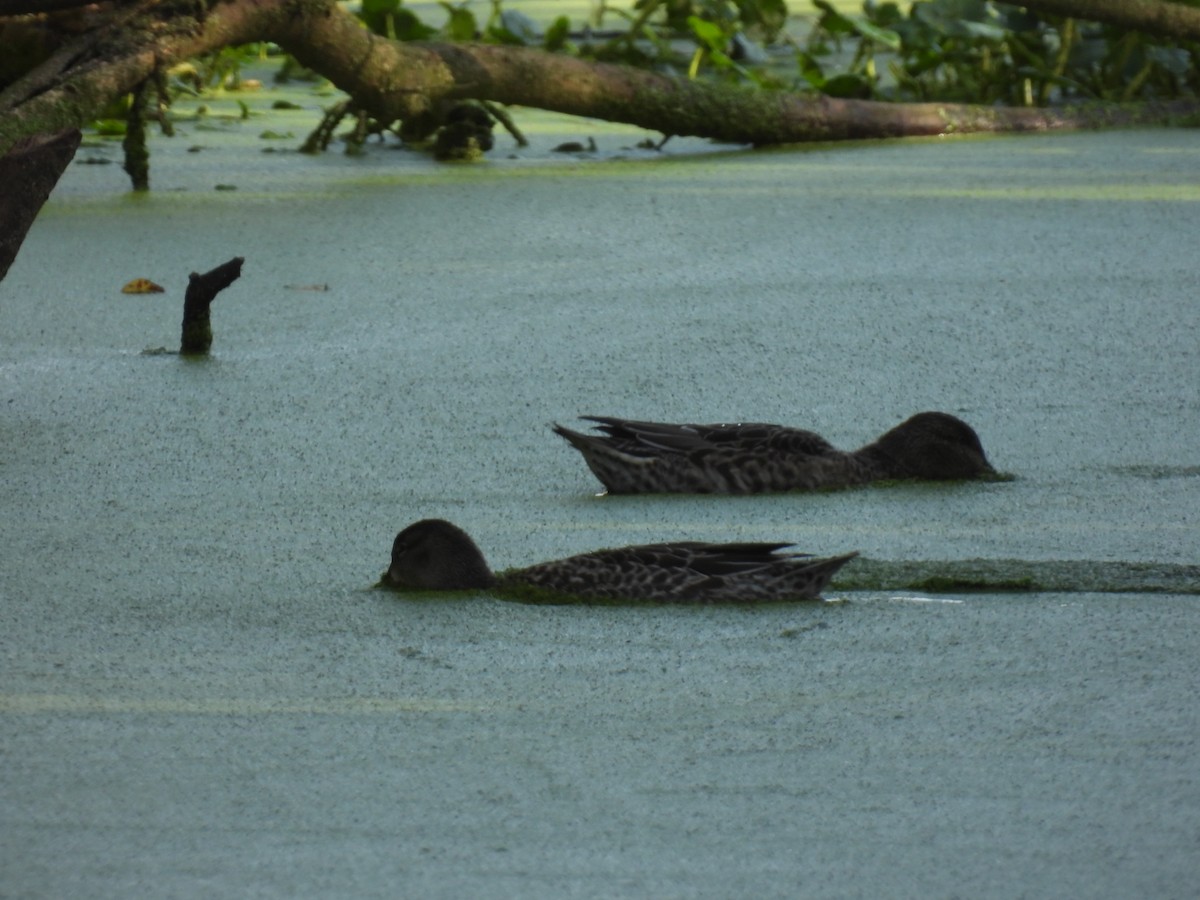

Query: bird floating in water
left=553, top=411, right=995, bottom=495
left=381, top=518, right=857, bottom=603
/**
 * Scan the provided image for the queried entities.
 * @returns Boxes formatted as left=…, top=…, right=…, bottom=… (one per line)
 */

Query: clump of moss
left=911, top=576, right=1040, bottom=593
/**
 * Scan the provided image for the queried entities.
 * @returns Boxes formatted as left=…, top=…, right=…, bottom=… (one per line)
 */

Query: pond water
left=6, top=121, right=1197, bottom=582
left=2, top=93, right=1199, bottom=897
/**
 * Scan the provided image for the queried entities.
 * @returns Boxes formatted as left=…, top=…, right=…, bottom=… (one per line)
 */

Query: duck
left=552, top=411, right=995, bottom=495
left=381, top=518, right=857, bottom=603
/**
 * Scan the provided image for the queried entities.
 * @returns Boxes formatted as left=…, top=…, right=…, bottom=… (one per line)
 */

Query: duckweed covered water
left=2, top=117, right=1199, bottom=899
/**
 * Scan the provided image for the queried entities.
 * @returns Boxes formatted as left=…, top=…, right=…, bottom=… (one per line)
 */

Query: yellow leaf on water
left=121, top=278, right=165, bottom=294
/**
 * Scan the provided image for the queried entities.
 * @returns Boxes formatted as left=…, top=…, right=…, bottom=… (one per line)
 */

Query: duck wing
left=555, top=417, right=850, bottom=493
left=582, top=416, right=839, bottom=459
left=577, top=417, right=717, bottom=456
left=509, top=541, right=856, bottom=603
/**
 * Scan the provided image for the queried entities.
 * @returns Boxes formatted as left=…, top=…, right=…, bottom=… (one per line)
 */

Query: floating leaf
left=121, top=278, right=165, bottom=294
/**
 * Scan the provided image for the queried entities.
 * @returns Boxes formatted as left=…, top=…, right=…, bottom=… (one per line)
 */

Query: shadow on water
left=838, top=558, right=1200, bottom=595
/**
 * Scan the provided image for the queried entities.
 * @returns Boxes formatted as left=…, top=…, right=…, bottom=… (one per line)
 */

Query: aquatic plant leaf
left=1147, top=45, right=1192, bottom=77
left=854, top=19, right=901, bottom=51
left=812, top=1, right=856, bottom=36
left=439, top=3, right=477, bottom=41
left=688, top=16, right=726, bottom=53
left=489, top=10, right=540, bottom=45
left=393, top=9, right=438, bottom=41
left=822, top=73, right=872, bottom=99
left=544, top=15, right=571, bottom=51
left=731, top=32, right=768, bottom=64
left=121, top=278, right=165, bottom=294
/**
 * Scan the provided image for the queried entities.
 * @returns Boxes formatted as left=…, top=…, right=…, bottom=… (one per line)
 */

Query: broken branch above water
left=180, top=256, right=244, bottom=355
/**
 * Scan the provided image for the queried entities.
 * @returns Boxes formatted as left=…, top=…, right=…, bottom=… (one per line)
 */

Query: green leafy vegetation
left=85, top=1, right=1200, bottom=152
left=348, top=1, right=1200, bottom=105
left=802, top=0, right=1200, bottom=103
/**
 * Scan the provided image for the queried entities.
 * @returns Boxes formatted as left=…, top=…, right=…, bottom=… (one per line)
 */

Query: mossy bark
left=180, top=256, right=244, bottom=355
left=122, top=81, right=149, bottom=191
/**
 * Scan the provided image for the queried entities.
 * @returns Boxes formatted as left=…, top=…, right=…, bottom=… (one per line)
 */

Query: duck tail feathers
left=552, top=422, right=594, bottom=451
left=791, top=551, right=858, bottom=598
left=552, top=421, right=654, bottom=493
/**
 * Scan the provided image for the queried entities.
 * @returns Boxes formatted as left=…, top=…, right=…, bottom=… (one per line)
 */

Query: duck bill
left=378, top=567, right=404, bottom=588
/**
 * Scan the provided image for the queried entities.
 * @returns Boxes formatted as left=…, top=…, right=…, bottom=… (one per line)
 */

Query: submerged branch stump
left=180, top=256, right=244, bottom=354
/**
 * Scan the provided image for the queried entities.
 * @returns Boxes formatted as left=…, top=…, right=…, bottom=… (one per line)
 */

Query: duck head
left=385, top=519, right=496, bottom=590
left=862, top=412, right=995, bottom=480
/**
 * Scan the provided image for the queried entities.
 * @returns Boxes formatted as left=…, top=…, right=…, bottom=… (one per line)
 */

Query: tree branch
left=3, top=0, right=1199, bottom=162
left=0, top=0, right=108, bottom=12
left=0, top=128, right=80, bottom=283
left=1020, top=0, right=1200, bottom=42
left=268, top=7, right=1200, bottom=146
left=181, top=256, right=244, bottom=354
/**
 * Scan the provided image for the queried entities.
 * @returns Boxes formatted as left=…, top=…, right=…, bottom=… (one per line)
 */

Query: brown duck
left=552, top=411, right=995, bottom=495
left=382, top=519, right=857, bottom=603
